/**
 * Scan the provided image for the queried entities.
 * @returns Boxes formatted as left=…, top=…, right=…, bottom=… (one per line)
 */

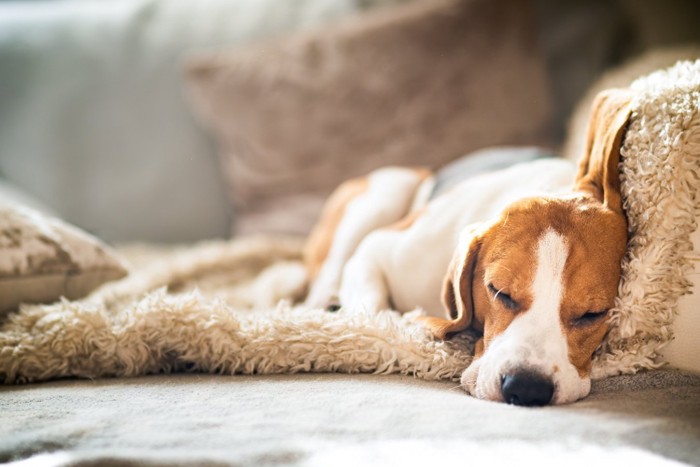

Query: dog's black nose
left=501, top=371, right=554, bottom=406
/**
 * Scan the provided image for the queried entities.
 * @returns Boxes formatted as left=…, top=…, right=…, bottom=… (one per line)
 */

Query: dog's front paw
left=337, top=288, right=389, bottom=315
left=460, top=359, right=480, bottom=396
left=324, top=301, right=342, bottom=312
left=305, top=280, right=339, bottom=309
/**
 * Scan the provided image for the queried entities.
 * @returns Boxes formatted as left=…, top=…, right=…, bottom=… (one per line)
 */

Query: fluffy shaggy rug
left=1, top=59, right=700, bottom=386
left=0, top=236, right=474, bottom=384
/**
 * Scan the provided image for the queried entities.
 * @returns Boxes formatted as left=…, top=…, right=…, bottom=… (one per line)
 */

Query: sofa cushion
left=186, top=0, right=553, bottom=236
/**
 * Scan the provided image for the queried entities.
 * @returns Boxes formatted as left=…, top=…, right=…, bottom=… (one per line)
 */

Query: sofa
left=1, top=1, right=700, bottom=465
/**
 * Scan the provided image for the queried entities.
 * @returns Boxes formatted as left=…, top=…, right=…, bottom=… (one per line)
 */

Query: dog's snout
left=501, top=371, right=554, bottom=406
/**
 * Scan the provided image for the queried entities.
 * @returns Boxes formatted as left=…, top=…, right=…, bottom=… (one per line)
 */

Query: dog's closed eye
left=487, top=283, right=519, bottom=311
left=571, top=309, right=609, bottom=327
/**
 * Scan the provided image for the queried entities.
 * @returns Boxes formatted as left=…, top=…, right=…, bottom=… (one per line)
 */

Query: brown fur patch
left=575, top=89, right=633, bottom=215
left=411, top=167, right=433, bottom=180
left=474, top=338, right=485, bottom=359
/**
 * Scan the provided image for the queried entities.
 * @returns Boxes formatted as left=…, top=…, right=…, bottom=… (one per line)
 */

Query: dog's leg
left=337, top=229, right=400, bottom=313
left=305, top=168, right=431, bottom=309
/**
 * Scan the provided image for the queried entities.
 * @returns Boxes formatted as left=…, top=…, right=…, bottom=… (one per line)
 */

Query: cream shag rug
left=1, top=60, right=700, bottom=385
left=1, top=237, right=473, bottom=384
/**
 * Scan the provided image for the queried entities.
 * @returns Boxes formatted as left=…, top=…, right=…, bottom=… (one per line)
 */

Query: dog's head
left=423, top=89, right=634, bottom=405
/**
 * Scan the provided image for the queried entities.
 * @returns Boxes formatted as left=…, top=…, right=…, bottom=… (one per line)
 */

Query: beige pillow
left=186, top=0, right=553, bottom=236
left=0, top=201, right=128, bottom=316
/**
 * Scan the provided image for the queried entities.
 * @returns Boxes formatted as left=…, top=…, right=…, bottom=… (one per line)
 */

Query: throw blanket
left=1, top=237, right=473, bottom=384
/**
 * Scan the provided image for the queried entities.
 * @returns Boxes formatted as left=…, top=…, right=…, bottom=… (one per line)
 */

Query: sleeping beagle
left=303, top=89, right=634, bottom=406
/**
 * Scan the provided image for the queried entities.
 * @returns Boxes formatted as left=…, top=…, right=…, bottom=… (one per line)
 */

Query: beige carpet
left=1, top=369, right=699, bottom=466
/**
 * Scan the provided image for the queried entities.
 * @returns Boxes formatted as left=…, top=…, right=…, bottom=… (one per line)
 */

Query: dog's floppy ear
left=575, top=88, right=634, bottom=215
left=421, top=223, right=490, bottom=340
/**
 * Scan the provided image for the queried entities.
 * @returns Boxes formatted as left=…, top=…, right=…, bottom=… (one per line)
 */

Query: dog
left=302, top=89, right=634, bottom=406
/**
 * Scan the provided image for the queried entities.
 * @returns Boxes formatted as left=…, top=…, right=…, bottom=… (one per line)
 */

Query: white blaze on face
left=462, top=229, right=591, bottom=404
